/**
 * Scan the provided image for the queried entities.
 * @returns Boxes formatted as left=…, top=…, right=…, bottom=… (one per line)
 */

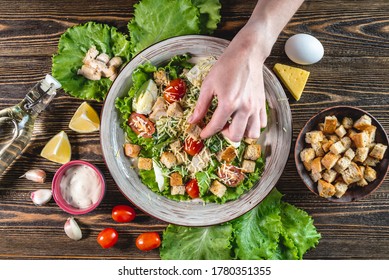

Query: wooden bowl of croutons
left=295, top=106, right=388, bottom=202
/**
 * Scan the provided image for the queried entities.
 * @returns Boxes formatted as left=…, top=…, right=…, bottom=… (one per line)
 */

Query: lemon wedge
left=69, top=102, right=100, bottom=133
left=40, top=131, right=71, bottom=164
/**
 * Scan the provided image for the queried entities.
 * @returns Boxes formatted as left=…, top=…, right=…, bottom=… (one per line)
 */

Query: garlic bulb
left=64, top=217, right=82, bottom=241
left=30, top=189, right=52, bottom=206
left=21, top=169, right=46, bottom=183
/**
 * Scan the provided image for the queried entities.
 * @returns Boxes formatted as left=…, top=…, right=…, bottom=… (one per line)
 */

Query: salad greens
left=160, top=188, right=321, bottom=260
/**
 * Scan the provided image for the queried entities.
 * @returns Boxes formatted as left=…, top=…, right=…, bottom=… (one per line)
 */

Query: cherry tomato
left=135, top=232, right=161, bottom=251
left=185, top=179, right=200, bottom=199
left=128, top=113, right=155, bottom=138
left=112, top=205, right=136, bottom=223
left=184, top=137, right=204, bottom=156
left=163, top=78, right=187, bottom=103
left=217, top=164, right=245, bottom=187
left=97, top=228, right=118, bottom=249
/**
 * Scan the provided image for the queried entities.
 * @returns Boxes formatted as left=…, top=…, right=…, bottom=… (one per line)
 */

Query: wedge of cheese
left=273, top=63, right=310, bottom=101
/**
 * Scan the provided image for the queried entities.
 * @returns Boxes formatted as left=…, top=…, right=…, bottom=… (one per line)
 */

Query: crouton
left=357, top=166, right=368, bottom=187
left=153, top=69, right=169, bottom=86
left=323, top=116, right=338, bottom=134
left=311, top=157, right=323, bottom=174
left=354, top=147, right=369, bottom=163
left=310, top=172, right=322, bottom=183
left=364, top=166, right=377, bottom=182
left=363, top=156, right=380, bottom=167
left=305, top=130, right=324, bottom=144
left=330, top=141, right=346, bottom=155
left=170, top=172, right=183, bottom=187
left=171, top=185, right=186, bottom=195
left=347, top=129, right=358, bottom=139
left=334, top=156, right=351, bottom=173
left=160, top=152, right=177, bottom=169
left=166, top=102, right=184, bottom=118
left=124, top=143, right=141, bottom=158
left=300, top=148, right=315, bottom=162
left=241, top=160, right=256, bottom=173
left=244, top=144, right=262, bottom=161
left=312, top=142, right=325, bottom=157
left=334, top=181, right=348, bottom=198
left=321, top=152, right=340, bottom=170
left=217, top=146, right=237, bottom=163
left=327, top=134, right=340, bottom=143
left=364, top=125, right=377, bottom=144
left=210, top=180, right=227, bottom=198
left=369, top=143, right=387, bottom=160
left=342, top=162, right=363, bottom=185
left=322, top=169, right=337, bottom=183
left=344, top=148, right=356, bottom=160
left=340, top=136, right=352, bottom=150
left=138, top=157, right=153, bottom=170
left=149, top=97, right=167, bottom=122
left=322, top=140, right=334, bottom=153
left=335, top=125, right=347, bottom=138
left=352, top=132, right=370, bottom=148
left=353, top=114, right=372, bottom=131
left=303, top=160, right=313, bottom=172
left=244, top=138, right=258, bottom=145
left=185, top=124, right=202, bottom=140
left=342, top=117, right=354, bottom=130
left=317, top=179, right=336, bottom=198
left=318, top=123, right=325, bottom=132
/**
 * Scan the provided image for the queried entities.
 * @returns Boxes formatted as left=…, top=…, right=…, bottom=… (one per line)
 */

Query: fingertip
left=260, top=108, right=268, bottom=128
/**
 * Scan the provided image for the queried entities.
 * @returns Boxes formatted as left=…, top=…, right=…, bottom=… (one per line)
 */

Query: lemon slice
left=69, top=102, right=100, bottom=133
left=40, top=131, right=71, bottom=164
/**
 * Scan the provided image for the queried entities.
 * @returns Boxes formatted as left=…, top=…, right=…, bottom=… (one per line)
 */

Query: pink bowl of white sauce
left=52, top=160, right=105, bottom=215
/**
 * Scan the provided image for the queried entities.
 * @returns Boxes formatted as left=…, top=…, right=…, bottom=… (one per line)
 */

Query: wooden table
left=0, top=0, right=388, bottom=260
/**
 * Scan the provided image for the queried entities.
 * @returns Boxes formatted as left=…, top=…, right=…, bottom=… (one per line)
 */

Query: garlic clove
left=20, top=169, right=47, bottom=183
left=30, top=189, right=52, bottom=206
left=64, top=217, right=82, bottom=241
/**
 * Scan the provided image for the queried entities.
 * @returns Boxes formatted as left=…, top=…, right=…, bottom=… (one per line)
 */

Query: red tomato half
left=217, top=164, right=245, bottom=187
left=128, top=113, right=155, bottom=138
left=163, top=78, right=187, bottom=103
left=97, top=228, right=118, bottom=249
left=112, top=205, right=136, bottom=223
left=184, top=137, right=204, bottom=156
left=135, top=232, right=161, bottom=251
left=185, top=179, right=200, bottom=199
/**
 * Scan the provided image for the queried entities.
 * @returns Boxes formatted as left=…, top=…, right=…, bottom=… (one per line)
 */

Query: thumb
left=188, top=83, right=214, bottom=124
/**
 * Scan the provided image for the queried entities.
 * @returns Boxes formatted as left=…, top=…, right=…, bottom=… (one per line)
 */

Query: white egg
left=285, top=34, right=324, bottom=65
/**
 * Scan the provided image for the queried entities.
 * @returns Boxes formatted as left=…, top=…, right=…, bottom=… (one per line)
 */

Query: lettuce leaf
left=160, top=224, right=233, bottom=260
left=191, top=0, right=222, bottom=34
left=52, top=22, right=131, bottom=101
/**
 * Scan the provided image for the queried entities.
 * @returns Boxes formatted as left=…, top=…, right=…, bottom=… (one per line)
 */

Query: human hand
left=188, top=24, right=270, bottom=142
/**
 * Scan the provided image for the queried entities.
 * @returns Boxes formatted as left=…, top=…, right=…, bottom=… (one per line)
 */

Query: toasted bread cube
left=305, top=130, right=324, bottom=144
left=218, top=146, right=237, bottom=163
left=124, top=143, right=141, bottom=158
left=334, top=181, right=348, bottom=198
left=170, top=140, right=187, bottom=165
left=303, top=160, right=313, bottom=172
left=322, top=140, right=334, bottom=153
left=160, top=152, right=177, bottom=169
left=352, top=132, right=370, bottom=148
left=244, top=144, right=261, bottom=161
left=342, top=117, right=354, bottom=130
left=342, top=162, right=363, bottom=185
left=210, top=180, right=227, bottom=198
left=340, top=136, right=352, bottom=150
left=318, top=123, right=325, bottom=132
left=322, top=169, right=337, bottom=183
left=170, top=172, right=183, bottom=187
left=364, top=166, right=377, bottom=182
left=328, top=134, right=340, bottom=143
left=311, top=157, right=323, bottom=174
left=185, top=124, right=202, bottom=140
left=363, top=156, right=380, bottom=167
left=369, top=143, right=387, bottom=160
left=310, top=172, right=322, bottom=183
left=312, top=142, right=325, bottom=157
left=323, top=116, right=338, bottom=134
left=335, top=125, right=347, bottom=138
left=321, top=152, right=340, bottom=170
left=363, top=125, right=377, bottom=144
left=171, top=185, right=186, bottom=195
left=300, top=148, right=315, bottom=162
left=330, top=141, right=346, bottom=155
left=357, top=166, right=368, bottom=187
left=353, top=114, right=372, bottom=131
left=334, top=156, right=351, bottom=173
left=354, top=147, right=369, bottom=163
left=138, top=157, right=153, bottom=170
left=344, top=148, right=356, bottom=160
left=368, top=142, right=376, bottom=152
left=347, top=129, right=358, bottom=139
left=166, top=102, right=184, bottom=118
left=244, top=138, right=258, bottom=145
left=242, top=160, right=256, bottom=173
left=317, top=179, right=336, bottom=198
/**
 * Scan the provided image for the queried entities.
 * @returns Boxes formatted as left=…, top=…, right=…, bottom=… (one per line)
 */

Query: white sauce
left=60, top=165, right=102, bottom=209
